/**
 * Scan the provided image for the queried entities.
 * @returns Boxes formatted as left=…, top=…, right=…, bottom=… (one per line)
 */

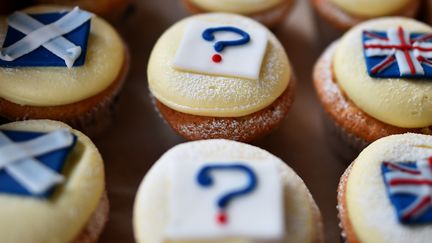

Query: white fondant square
left=165, top=160, right=284, bottom=241
left=172, top=19, right=268, bottom=80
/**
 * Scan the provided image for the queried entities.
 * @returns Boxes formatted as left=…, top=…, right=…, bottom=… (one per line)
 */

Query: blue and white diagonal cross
left=0, top=7, right=92, bottom=68
left=0, top=129, right=74, bottom=195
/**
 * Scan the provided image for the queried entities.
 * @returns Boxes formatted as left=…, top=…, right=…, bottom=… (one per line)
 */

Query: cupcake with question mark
left=133, top=139, right=324, bottom=243
left=147, top=13, right=295, bottom=142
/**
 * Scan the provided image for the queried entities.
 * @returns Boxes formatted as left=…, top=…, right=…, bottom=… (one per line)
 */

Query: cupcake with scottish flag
left=0, top=5, right=129, bottom=136
left=0, top=119, right=107, bottom=243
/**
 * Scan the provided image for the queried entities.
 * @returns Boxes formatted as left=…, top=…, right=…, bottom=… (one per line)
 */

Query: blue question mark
left=196, top=163, right=257, bottom=225
left=202, top=27, right=250, bottom=63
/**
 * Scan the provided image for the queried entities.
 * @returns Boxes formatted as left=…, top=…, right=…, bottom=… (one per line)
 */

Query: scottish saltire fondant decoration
left=166, top=160, right=284, bottom=240
left=172, top=19, right=268, bottom=80
left=0, top=7, right=92, bottom=68
left=363, top=27, right=432, bottom=78
left=382, top=157, right=432, bottom=224
left=0, top=129, right=76, bottom=198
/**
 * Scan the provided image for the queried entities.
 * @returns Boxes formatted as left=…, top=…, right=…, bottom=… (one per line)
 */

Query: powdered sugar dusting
left=177, top=101, right=286, bottom=141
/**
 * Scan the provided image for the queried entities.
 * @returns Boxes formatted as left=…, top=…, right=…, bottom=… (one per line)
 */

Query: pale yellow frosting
left=333, top=17, right=432, bottom=128
left=0, top=120, right=105, bottom=243
left=188, top=0, right=284, bottom=15
left=346, top=133, right=432, bottom=242
left=133, top=139, right=322, bottom=243
left=329, top=0, right=413, bottom=17
left=148, top=13, right=291, bottom=117
left=0, top=5, right=125, bottom=106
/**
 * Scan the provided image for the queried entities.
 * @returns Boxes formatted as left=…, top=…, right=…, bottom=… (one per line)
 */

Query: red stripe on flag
left=364, top=44, right=432, bottom=52
left=371, top=56, right=396, bottom=74
left=429, top=157, right=432, bottom=173
left=398, top=26, right=416, bottom=75
left=383, top=161, right=420, bottom=175
left=390, top=179, right=432, bottom=186
left=402, top=196, right=431, bottom=221
left=364, top=31, right=388, bottom=40
left=412, top=33, right=432, bottom=43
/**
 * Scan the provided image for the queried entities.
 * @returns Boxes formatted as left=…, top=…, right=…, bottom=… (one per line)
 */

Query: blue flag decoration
left=382, top=159, right=432, bottom=224
left=0, top=10, right=91, bottom=68
left=363, top=27, right=432, bottom=78
left=0, top=130, right=77, bottom=199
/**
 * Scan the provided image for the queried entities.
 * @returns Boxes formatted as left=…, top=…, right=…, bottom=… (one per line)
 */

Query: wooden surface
left=96, top=0, right=346, bottom=242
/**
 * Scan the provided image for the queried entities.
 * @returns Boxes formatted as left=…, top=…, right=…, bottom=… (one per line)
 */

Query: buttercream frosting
left=0, top=5, right=125, bottom=106
left=333, top=17, right=432, bottom=128
left=188, top=0, right=284, bottom=15
left=329, top=0, right=413, bottom=18
left=0, top=119, right=105, bottom=243
left=148, top=13, right=291, bottom=117
left=346, top=133, right=432, bottom=242
left=133, top=139, right=321, bottom=243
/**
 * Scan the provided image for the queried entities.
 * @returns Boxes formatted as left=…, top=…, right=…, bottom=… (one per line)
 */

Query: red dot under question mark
left=212, top=54, right=222, bottom=63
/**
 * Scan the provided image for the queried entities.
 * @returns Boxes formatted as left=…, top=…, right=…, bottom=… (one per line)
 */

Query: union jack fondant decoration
left=382, top=157, right=432, bottom=224
left=363, top=27, right=432, bottom=78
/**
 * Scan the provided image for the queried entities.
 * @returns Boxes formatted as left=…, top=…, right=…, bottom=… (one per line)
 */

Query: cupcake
left=133, top=139, right=324, bottom=243
left=0, top=5, right=129, bottom=136
left=313, top=17, right=432, bottom=160
left=148, top=13, right=295, bottom=142
left=0, top=119, right=107, bottom=243
left=338, top=133, right=432, bottom=242
left=182, top=0, right=295, bottom=27
left=35, top=0, right=133, bottom=19
left=310, top=0, right=421, bottom=44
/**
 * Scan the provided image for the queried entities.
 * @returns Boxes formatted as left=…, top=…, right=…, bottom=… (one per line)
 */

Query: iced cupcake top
left=329, top=0, right=413, bottom=17
left=333, top=17, right=432, bottom=128
left=187, top=0, right=285, bottom=15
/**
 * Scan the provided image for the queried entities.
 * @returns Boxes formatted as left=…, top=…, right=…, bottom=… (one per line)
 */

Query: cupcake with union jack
left=0, top=119, right=108, bottom=243
left=313, top=17, right=432, bottom=160
left=337, top=133, right=432, bottom=242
